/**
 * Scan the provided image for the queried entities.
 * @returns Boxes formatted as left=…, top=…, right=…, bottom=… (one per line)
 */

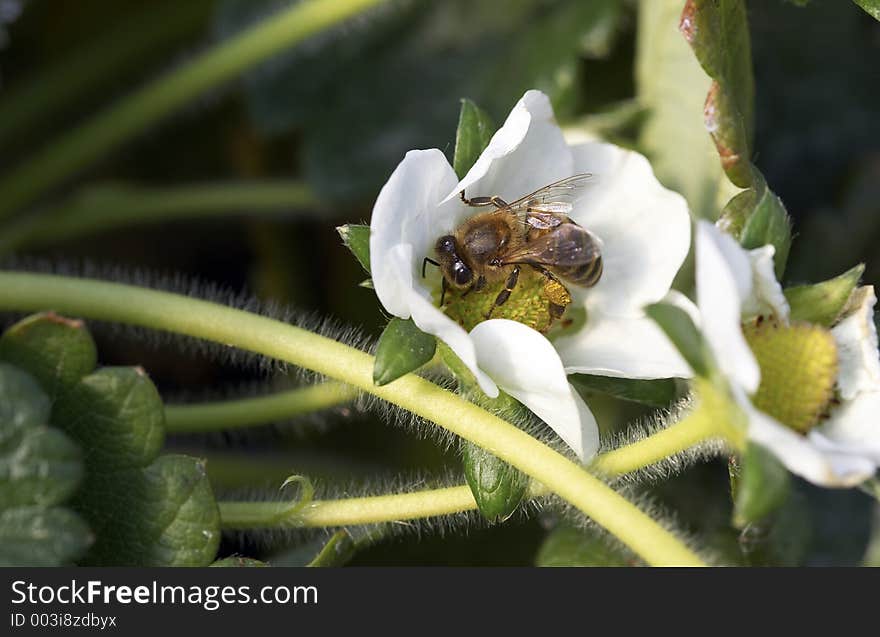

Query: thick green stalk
left=0, top=272, right=705, bottom=566
left=0, top=0, right=388, bottom=220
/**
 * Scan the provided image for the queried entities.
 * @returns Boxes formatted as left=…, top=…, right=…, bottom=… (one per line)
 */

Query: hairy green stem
left=0, top=272, right=706, bottom=566
left=0, top=181, right=319, bottom=254
left=165, top=382, right=359, bottom=433
left=0, top=0, right=388, bottom=220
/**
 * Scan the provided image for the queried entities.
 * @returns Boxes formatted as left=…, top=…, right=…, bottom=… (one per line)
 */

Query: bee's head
left=435, top=235, right=473, bottom=288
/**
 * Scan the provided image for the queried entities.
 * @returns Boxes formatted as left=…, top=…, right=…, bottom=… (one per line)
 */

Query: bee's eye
left=452, top=262, right=473, bottom=286
left=436, top=236, right=456, bottom=254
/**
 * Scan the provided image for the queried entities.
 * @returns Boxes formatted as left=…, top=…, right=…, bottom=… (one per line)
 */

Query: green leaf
left=636, top=0, right=739, bottom=219
left=536, top=524, right=633, bottom=566
left=0, top=427, right=83, bottom=510
left=307, top=530, right=357, bottom=567
left=453, top=99, right=496, bottom=179
left=0, top=363, right=83, bottom=510
left=0, top=362, right=50, bottom=436
left=79, top=455, right=221, bottom=566
left=462, top=440, right=528, bottom=523
left=854, top=0, right=880, bottom=20
left=0, top=312, right=97, bottom=399
left=0, top=506, right=92, bottom=566
left=645, top=301, right=714, bottom=378
left=570, top=374, right=684, bottom=407
left=336, top=224, right=371, bottom=274
left=53, top=367, right=165, bottom=471
left=680, top=0, right=754, bottom=188
left=211, top=556, right=269, bottom=567
left=373, top=318, right=437, bottom=386
left=732, top=443, right=791, bottom=528
left=785, top=264, right=864, bottom=327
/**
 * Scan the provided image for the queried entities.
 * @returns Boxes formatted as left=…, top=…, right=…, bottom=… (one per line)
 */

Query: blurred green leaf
left=462, top=440, right=528, bottom=523
left=79, top=455, right=220, bottom=566
left=738, top=489, right=812, bottom=566
left=0, top=312, right=97, bottom=399
left=53, top=367, right=165, bottom=471
left=570, top=374, right=684, bottom=407
left=336, top=224, right=371, bottom=274
left=0, top=362, right=50, bottom=435
left=0, top=427, right=83, bottom=510
left=0, top=507, right=92, bottom=567
left=636, top=0, right=739, bottom=219
left=680, top=0, right=754, bottom=187
left=854, top=0, right=880, bottom=20
left=453, top=99, right=496, bottom=179
left=307, top=530, right=357, bottom=567
left=536, top=524, right=633, bottom=566
left=645, top=301, right=714, bottom=378
left=219, top=0, right=622, bottom=201
left=373, top=318, right=436, bottom=386
left=785, top=264, right=864, bottom=327
left=211, top=556, right=269, bottom=567
left=732, top=443, right=791, bottom=528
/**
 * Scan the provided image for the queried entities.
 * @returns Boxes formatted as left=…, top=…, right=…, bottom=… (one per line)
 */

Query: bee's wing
left=501, top=224, right=600, bottom=268
left=505, top=174, right=594, bottom=229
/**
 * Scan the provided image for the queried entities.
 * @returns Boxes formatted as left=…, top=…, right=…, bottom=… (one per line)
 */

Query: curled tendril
left=271, top=474, right=316, bottom=524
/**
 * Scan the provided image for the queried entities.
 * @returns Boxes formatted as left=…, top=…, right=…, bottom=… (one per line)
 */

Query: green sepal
left=373, top=318, right=437, bottom=386
left=336, top=224, right=371, bottom=274
left=453, top=99, right=496, bottom=179
left=211, top=556, right=269, bottom=567
left=77, top=455, right=221, bottom=566
left=0, top=506, right=92, bottom=567
left=306, top=530, right=357, bottom=567
left=645, top=301, right=715, bottom=378
left=0, top=426, right=83, bottom=510
left=536, top=524, right=633, bottom=566
left=462, top=440, right=528, bottom=523
left=784, top=264, right=864, bottom=327
left=0, top=312, right=97, bottom=399
left=734, top=173, right=792, bottom=279
left=570, top=374, right=685, bottom=407
left=731, top=442, right=791, bottom=529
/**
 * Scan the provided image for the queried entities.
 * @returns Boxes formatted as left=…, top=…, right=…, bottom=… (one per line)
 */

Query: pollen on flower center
left=743, top=318, right=839, bottom=434
left=439, top=268, right=567, bottom=333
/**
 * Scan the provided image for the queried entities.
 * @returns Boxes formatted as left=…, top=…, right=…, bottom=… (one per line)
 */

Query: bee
left=423, top=174, right=602, bottom=321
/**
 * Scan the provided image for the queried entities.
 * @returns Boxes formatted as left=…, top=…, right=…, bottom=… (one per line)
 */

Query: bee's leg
left=460, top=191, right=509, bottom=209
left=530, top=265, right=571, bottom=320
left=440, top=277, right=448, bottom=306
left=485, top=266, right=520, bottom=319
left=422, top=257, right=440, bottom=278
left=461, top=276, right=484, bottom=298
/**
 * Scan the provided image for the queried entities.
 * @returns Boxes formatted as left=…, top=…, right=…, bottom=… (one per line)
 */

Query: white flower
left=369, top=89, right=692, bottom=461
left=695, top=220, right=880, bottom=487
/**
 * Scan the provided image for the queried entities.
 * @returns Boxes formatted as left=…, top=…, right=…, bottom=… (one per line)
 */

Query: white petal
left=443, top=90, right=573, bottom=205
left=696, top=221, right=761, bottom=393
left=742, top=245, right=790, bottom=321
left=831, top=286, right=880, bottom=400
left=555, top=290, right=696, bottom=379
left=568, top=142, right=692, bottom=316
left=814, top=391, right=880, bottom=462
left=737, top=389, right=877, bottom=487
left=470, top=319, right=599, bottom=460
left=370, top=149, right=462, bottom=318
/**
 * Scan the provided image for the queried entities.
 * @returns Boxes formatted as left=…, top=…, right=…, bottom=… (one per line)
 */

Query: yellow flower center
left=743, top=318, right=838, bottom=433
left=440, top=268, right=568, bottom=334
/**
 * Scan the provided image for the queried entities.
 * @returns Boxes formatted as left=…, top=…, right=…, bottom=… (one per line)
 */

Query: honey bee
left=423, top=174, right=602, bottom=321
